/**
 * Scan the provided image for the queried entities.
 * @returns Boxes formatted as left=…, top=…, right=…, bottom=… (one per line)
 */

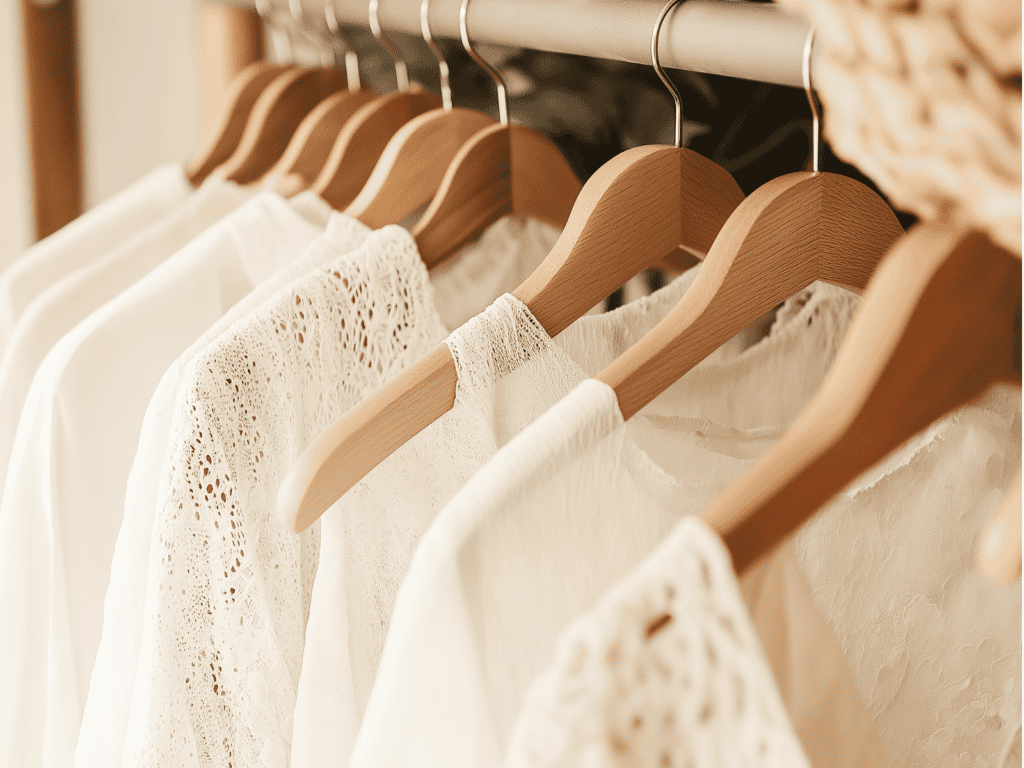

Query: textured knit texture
left=506, top=516, right=812, bottom=768
left=122, top=217, right=560, bottom=768
left=73, top=211, right=371, bottom=768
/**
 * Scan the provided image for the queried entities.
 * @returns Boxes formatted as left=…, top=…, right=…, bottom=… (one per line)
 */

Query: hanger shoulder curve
left=263, top=88, right=380, bottom=195
left=412, top=123, right=584, bottom=268
left=345, top=107, right=496, bottom=228
left=711, top=223, right=1021, bottom=574
left=186, top=62, right=291, bottom=187
left=279, top=343, right=457, bottom=532
left=216, top=67, right=350, bottom=185
left=310, top=87, right=443, bottom=210
left=514, top=145, right=745, bottom=336
left=598, top=171, right=904, bottom=420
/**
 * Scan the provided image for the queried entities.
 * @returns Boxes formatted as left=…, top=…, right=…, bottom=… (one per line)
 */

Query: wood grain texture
left=22, top=0, right=83, bottom=240
left=699, top=223, right=1022, bottom=575
left=187, top=62, right=287, bottom=187
left=278, top=344, right=457, bottom=532
left=412, top=123, right=583, bottom=267
left=515, top=146, right=743, bottom=335
left=262, top=87, right=379, bottom=194
left=216, top=67, right=350, bottom=184
left=280, top=144, right=749, bottom=531
left=311, top=88, right=442, bottom=209
left=345, top=107, right=495, bottom=228
left=598, top=172, right=905, bottom=420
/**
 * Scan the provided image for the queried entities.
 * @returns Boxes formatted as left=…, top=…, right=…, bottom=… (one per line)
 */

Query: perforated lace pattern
left=506, top=518, right=811, bottom=768
left=125, top=227, right=448, bottom=768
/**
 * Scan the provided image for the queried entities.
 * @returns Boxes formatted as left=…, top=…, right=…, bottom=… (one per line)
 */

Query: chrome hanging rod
left=221, top=0, right=815, bottom=88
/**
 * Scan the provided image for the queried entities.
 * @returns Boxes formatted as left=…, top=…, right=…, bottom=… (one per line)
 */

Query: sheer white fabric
left=0, top=193, right=321, bottom=768
left=0, top=173, right=251, bottom=498
left=121, top=217, right=560, bottom=768
left=73, top=210, right=371, bottom=768
left=792, top=386, right=1023, bottom=766
left=505, top=379, right=1022, bottom=768
left=321, top=279, right=877, bottom=768
left=0, top=163, right=189, bottom=357
left=507, top=515, right=811, bottom=768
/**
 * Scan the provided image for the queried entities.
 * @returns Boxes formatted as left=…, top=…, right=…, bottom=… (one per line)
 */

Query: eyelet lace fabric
left=123, top=227, right=449, bottom=768
left=72, top=213, right=371, bottom=768
left=123, top=217, right=561, bottom=768
left=505, top=517, right=812, bottom=768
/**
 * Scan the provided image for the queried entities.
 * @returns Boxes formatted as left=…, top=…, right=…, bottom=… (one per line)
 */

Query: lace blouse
left=507, top=514, right=812, bottom=768
left=304, top=276, right=876, bottom=768
left=352, top=288, right=1020, bottom=768
left=74, top=205, right=366, bottom=768
left=120, top=217, right=561, bottom=768
left=348, top=276, right=1020, bottom=768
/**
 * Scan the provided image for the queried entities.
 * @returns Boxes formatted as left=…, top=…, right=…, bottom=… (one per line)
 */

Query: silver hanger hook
left=421, top=0, right=452, bottom=110
left=651, top=0, right=686, bottom=149
left=369, top=0, right=410, bottom=92
left=325, top=1, right=361, bottom=90
left=803, top=28, right=820, bottom=173
left=256, top=0, right=296, bottom=62
left=460, top=0, right=508, bottom=125
left=290, top=0, right=333, bottom=66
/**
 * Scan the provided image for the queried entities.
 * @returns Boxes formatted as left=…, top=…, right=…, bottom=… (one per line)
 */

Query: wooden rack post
left=21, top=0, right=83, bottom=241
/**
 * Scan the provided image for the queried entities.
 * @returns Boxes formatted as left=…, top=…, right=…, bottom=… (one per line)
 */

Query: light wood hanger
left=695, top=222, right=1021, bottom=576
left=186, top=62, right=293, bottom=187
left=261, top=9, right=381, bottom=196
left=408, top=0, right=584, bottom=265
left=343, top=0, right=495, bottom=227
left=597, top=29, right=904, bottom=421
left=276, top=0, right=746, bottom=533
left=215, top=65, right=351, bottom=185
left=310, top=0, right=443, bottom=209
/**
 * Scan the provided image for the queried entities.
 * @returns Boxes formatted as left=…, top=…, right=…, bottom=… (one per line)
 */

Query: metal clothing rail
left=219, top=0, right=815, bottom=88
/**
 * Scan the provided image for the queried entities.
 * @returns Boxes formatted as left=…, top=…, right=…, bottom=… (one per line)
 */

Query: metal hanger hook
left=651, top=0, right=686, bottom=149
left=421, top=0, right=452, bottom=110
left=460, top=0, right=508, bottom=125
left=803, top=27, right=820, bottom=173
left=256, top=0, right=296, bottom=62
left=325, top=1, right=361, bottom=90
left=369, top=0, right=410, bottom=92
left=289, top=0, right=333, bottom=66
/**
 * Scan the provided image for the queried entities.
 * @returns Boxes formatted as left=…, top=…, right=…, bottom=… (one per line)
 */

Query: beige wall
left=0, top=0, right=203, bottom=270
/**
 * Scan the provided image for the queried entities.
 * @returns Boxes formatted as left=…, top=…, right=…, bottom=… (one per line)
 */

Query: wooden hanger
left=310, top=0, right=444, bottom=209
left=276, top=0, right=747, bottom=532
left=696, top=222, right=1021, bottom=575
left=343, top=0, right=496, bottom=227
left=408, top=0, right=584, bottom=264
left=597, top=30, right=904, bottom=421
left=259, top=3, right=382, bottom=196
left=215, top=65, right=351, bottom=185
left=186, top=62, right=293, bottom=187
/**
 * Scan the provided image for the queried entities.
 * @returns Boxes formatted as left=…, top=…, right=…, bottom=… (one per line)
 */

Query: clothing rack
left=222, top=0, right=814, bottom=88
